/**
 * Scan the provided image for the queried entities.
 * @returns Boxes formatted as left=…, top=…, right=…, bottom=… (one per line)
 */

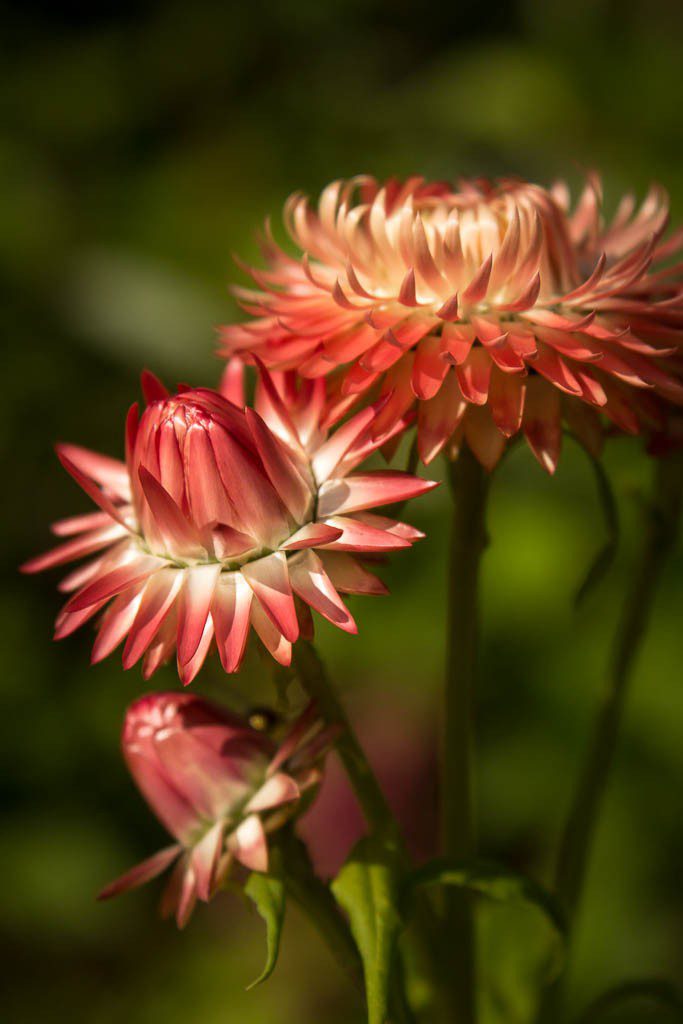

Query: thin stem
left=292, top=641, right=442, bottom=1022
left=292, top=641, right=399, bottom=834
left=538, top=451, right=683, bottom=1023
left=443, top=445, right=490, bottom=1024
left=277, top=829, right=364, bottom=992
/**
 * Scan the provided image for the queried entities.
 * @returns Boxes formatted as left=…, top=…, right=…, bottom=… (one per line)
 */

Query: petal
left=176, top=564, right=221, bottom=668
left=279, top=522, right=343, bottom=551
left=21, top=523, right=128, bottom=574
left=250, top=599, right=292, bottom=666
left=65, top=554, right=163, bottom=613
left=230, top=814, right=269, bottom=873
left=319, top=552, right=388, bottom=595
left=122, top=568, right=184, bottom=669
left=288, top=550, right=357, bottom=633
left=488, top=369, right=526, bottom=437
left=212, top=571, right=253, bottom=673
left=191, top=820, right=225, bottom=902
left=97, top=844, right=181, bottom=901
left=245, top=772, right=300, bottom=813
left=241, top=553, right=299, bottom=643
left=55, top=443, right=130, bottom=501
left=92, top=583, right=146, bottom=663
left=417, top=372, right=467, bottom=464
left=523, top=380, right=563, bottom=473
left=317, top=471, right=438, bottom=517
left=138, top=467, right=205, bottom=559
left=57, top=450, right=132, bottom=531
left=317, top=515, right=413, bottom=552
left=245, top=408, right=312, bottom=521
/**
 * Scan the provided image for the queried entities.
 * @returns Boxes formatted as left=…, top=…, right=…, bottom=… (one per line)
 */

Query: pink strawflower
left=22, top=369, right=436, bottom=682
left=98, top=693, right=331, bottom=927
left=221, top=174, right=683, bottom=472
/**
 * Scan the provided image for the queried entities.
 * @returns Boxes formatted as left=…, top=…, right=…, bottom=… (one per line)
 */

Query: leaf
left=331, top=835, right=404, bottom=1024
left=576, top=979, right=683, bottom=1022
left=573, top=442, right=619, bottom=607
left=244, top=870, right=286, bottom=990
left=404, top=858, right=567, bottom=979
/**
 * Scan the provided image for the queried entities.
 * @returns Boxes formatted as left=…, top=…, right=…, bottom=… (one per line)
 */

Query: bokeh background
left=2, top=1, right=683, bottom=1021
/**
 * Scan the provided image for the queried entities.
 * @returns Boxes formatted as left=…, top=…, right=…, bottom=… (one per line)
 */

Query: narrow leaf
left=331, top=835, right=403, bottom=1024
left=576, top=978, right=683, bottom=1022
left=244, top=870, right=286, bottom=990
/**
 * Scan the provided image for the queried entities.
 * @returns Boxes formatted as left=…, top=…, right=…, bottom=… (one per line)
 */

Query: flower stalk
left=538, top=449, right=683, bottom=1022
left=443, top=444, right=491, bottom=1024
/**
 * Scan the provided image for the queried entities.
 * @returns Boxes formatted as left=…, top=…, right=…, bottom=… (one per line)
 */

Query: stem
left=292, top=641, right=399, bottom=834
left=277, top=830, right=364, bottom=991
left=443, top=445, right=490, bottom=1024
left=291, top=641, right=440, bottom=1022
left=538, top=451, right=683, bottom=1023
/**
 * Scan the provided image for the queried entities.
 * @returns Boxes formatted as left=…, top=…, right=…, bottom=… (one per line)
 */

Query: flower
left=98, top=693, right=332, bottom=927
left=221, top=174, right=683, bottom=473
left=22, top=369, right=436, bottom=682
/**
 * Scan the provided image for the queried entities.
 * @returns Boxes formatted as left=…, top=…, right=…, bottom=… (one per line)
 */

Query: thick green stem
left=443, top=445, right=490, bottom=1024
left=538, top=452, right=683, bottom=1023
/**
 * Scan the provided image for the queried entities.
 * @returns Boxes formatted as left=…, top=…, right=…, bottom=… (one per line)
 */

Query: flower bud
left=99, top=692, right=331, bottom=928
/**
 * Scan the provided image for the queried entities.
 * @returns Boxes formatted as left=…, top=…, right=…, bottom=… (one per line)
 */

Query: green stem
left=292, top=641, right=398, bottom=832
left=443, top=445, right=490, bottom=1024
left=292, top=641, right=440, bottom=1022
left=277, top=830, right=364, bottom=992
left=538, top=451, right=683, bottom=1023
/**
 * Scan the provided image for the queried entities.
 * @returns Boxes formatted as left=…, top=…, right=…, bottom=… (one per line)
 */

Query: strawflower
left=221, top=174, right=683, bottom=472
left=22, top=369, right=436, bottom=682
left=98, top=692, right=332, bottom=927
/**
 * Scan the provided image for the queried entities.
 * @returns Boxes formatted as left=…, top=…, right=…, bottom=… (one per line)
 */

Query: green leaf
left=331, top=835, right=404, bottom=1024
left=405, top=858, right=567, bottom=978
left=244, top=871, right=286, bottom=990
left=576, top=979, right=683, bottom=1022
left=572, top=441, right=620, bottom=607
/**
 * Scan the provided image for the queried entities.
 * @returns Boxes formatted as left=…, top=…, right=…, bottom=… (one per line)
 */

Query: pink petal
left=21, top=523, right=128, bottom=574
left=212, top=572, right=253, bottom=673
left=241, top=553, right=299, bottom=643
left=55, top=443, right=131, bottom=501
left=289, top=550, right=357, bottom=633
left=122, top=568, right=183, bottom=669
left=97, top=844, right=181, bottom=901
left=176, top=564, right=221, bottom=667
left=57, top=451, right=132, bottom=531
left=250, top=599, right=292, bottom=666
left=65, top=554, right=162, bottom=613
left=92, top=584, right=145, bottom=663
left=51, top=511, right=112, bottom=537
left=245, top=772, right=300, bottom=813
left=246, top=408, right=312, bottom=522
left=317, top=515, right=412, bottom=552
left=279, top=522, right=343, bottom=551
left=230, top=814, right=269, bottom=873
left=178, top=614, right=215, bottom=686
left=319, top=552, right=388, bottom=595
left=191, top=820, right=225, bottom=902
left=219, top=358, right=246, bottom=407
left=138, top=467, right=205, bottom=558
left=317, top=471, right=438, bottom=517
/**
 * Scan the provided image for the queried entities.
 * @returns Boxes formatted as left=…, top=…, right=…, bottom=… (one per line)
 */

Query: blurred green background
left=2, top=1, right=683, bottom=1021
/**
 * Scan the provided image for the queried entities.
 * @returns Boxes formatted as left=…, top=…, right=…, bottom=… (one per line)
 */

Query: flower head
left=22, top=369, right=436, bottom=682
left=98, top=693, right=331, bottom=927
left=221, top=174, right=683, bottom=472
